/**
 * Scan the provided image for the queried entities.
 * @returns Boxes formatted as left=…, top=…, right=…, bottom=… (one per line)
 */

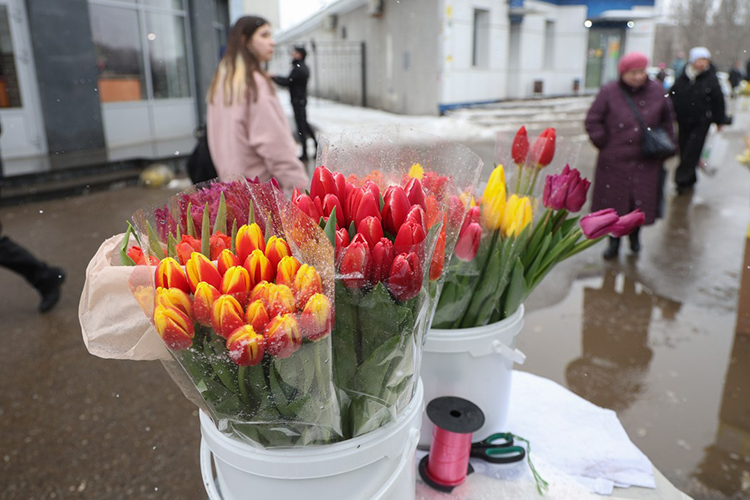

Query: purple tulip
left=564, top=172, right=591, bottom=213
left=542, top=165, right=591, bottom=213
left=580, top=209, right=620, bottom=239
left=542, top=172, right=571, bottom=211
left=610, top=210, right=646, bottom=238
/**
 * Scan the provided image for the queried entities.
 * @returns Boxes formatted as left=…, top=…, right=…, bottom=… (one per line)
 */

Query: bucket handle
left=491, top=339, right=526, bottom=365
left=200, top=438, right=224, bottom=500
left=370, top=427, right=420, bottom=500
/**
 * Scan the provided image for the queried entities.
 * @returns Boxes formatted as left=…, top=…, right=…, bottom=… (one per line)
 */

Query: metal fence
left=270, top=40, right=366, bottom=107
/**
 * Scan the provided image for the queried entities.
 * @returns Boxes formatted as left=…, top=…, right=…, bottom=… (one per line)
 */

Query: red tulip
left=404, top=177, right=427, bottom=212
left=369, top=237, right=394, bottom=285
left=210, top=232, right=232, bottom=261
left=310, top=165, right=337, bottom=202
left=610, top=210, right=646, bottom=238
left=357, top=216, right=384, bottom=248
left=155, top=257, right=191, bottom=293
left=265, top=314, right=302, bottom=359
left=153, top=305, right=194, bottom=350
left=394, top=219, right=427, bottom=255
left=335, top=228, right=350, bottom=259
left=382, top=185, right=411, bottom=235
left=387, top=252, right=422, bottom=301
left=363, top=180, right=380, bottom=203
left=580, top=209, right=620, bottom=239
left=193, top=282, right=220, bottom=327
left=294, top=192, right=324, bottom=222
left=339, top=235, right=371, bottom=289
left=185, top=252, right=222, bottom=293
left=455, top=222, right=482, bottom=261
left=127, top=246, right=160, bottom=266
left=429, top=228, right=446, bottom=281
left=334, top=172, right=350, bottom=203
left=405, top=204, right=426, bottom=229
left=530, top=128, right=556, bottom=167
left=226, top=325, right=265, bottom=366
left=217, top=249, right=240, bottom=276
left=512, top=126, right=529, bottom=165
left=299, top=293, right=332, bottom=341
left=352, top=189, right=381, bottom=228
left=175, top=235, right=201, bottom=265
left=323, top=194, right=345, bottom=229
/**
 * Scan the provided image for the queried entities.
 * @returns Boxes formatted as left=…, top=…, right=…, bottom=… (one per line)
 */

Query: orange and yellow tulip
left=193, top=282, right=220, bottom=326
left=186, top=252, right=222, bottom=293
left=267, top=284, right=296, bottom=317
left=265, top=236, right=291, bottom=271
left=226, top=325, right=265, bottom=366
left=293, top=264, right=323, bottom=310
left=265, top=314, right=302, bottom=359
left=245, top=300, right=271, bottom=334
left=211, top=294, right=245, bottom=339
left=221, top=266, right=251, bottom=306
left=275, top=255, right=301, bottom=288
left=300, top=293, right=332, bottom=341
left=249, top=281, right=273, bottom=308
left=244, top=249, right=274, bottom=288
left=217, top=248, right=240, bottom=276
left=236, top=223, right=265, bottom=264
left=153, top=304, right=194, bottom=350
left=154, top=257, right=190, bottom=293
left=155, top=286, right=193, bottom=318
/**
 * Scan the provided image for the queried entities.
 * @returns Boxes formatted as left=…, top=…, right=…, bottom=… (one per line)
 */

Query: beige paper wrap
left=78, top=233, right=170, bottom=361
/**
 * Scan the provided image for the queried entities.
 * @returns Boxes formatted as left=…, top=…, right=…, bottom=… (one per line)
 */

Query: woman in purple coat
left=585, top=52, right=676, bottom=259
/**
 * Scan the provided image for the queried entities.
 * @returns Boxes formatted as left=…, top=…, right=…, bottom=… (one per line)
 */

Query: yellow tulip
left=480, top=165, right=507, bottom=231
left=408, top=163, right=424, bottom=180
left=502, top=195, right=532, bottom=238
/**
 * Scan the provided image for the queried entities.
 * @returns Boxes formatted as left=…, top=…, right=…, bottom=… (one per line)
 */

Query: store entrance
left=585, top=27, right=625, bottom=90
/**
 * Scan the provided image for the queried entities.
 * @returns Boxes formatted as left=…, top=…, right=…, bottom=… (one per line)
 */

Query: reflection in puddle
left=566, top=271, right=681, bottom=413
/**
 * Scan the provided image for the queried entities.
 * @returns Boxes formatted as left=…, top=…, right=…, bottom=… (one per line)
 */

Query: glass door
left=0, top=0, right=46, bottom=158
left=585, top=27, right=624, bottom=90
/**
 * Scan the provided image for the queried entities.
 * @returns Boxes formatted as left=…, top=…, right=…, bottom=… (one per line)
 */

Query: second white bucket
left=420, top=307, right=525, bottom=447
left=201, top=380, right=423, bottom=500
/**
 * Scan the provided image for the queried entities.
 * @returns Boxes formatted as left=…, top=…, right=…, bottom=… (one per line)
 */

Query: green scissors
left=470, top=433, right=526, bottom=464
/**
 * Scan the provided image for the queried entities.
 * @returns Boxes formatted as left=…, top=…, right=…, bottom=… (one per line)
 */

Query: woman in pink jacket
left=207, top=16, right=309, bottom=192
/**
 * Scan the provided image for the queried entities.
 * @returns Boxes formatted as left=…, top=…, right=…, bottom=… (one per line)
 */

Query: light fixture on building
left=584, top=19, right=592, bottom=28
left=147, top=33, right=157, bottom=41
left=627, top=21, right=635, bottom=28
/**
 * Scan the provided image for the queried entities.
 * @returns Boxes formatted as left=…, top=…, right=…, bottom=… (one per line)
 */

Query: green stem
left=527, top=166, right=541, bottom=196
left=237, top=366, right=250, bottom=405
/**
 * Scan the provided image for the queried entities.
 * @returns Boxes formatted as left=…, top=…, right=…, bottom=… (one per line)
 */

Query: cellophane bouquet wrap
left=433, top=126, right=646, bottom=329
left=293, top=126, right=483, bottom=437
left=127, top=178, right=341, bottom=447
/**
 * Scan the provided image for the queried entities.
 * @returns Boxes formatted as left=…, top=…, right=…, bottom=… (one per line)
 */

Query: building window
left=89, top=0, right=191, bottom=102
left=472, top=8, right=490, bottom=68
left=544, top=21, right=555, bottom=69
left=0, top=5, right=22, bottom=108
left=213, top=0, right=229, bottom=58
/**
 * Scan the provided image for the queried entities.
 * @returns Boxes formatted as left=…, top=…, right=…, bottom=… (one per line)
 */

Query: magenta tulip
left=580, top=209, right=620, bottom=239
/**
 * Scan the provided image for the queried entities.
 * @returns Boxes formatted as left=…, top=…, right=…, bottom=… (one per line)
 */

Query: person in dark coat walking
left=729, top=61, right=743, bottom=96
left=272, top=46, right=317, bottom=161
left=585, top=52, right=677, bottom=259
left=669, top=47, right=728, bottom=194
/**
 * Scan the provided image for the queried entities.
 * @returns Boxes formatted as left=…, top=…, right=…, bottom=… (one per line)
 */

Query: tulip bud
left=404, top=177, right=427, bottom=212
left=512, top=126, right=529, bottom=165
left=563, top=167, right=591, bottom=213
left=293, top=264, right=323, bottom=309
left=275, top=255, right=302, bottom=288
left=155, top=257, right=191, bottom=293
left=186, top=252, right=222, bottom=293
left=339, top=236, right=371, bottom=289
left=212, top=294, right=246, bottom=339
left=175, top=235, right=201, bottom=265
left=460, top=206, right=481, bottom=235
left=502, top=195, right=532, bottom=238
left=193, top=282, right=220, bottom=326
left=244, top=249, right=274, bottom=288
left=293, top=192, right=324, bottom=221
left=226, top=325, right=265, bottom=366
left=429, top=228, right=447, bottom=281
left=382, top=186, right=411, bottom=235
left=387, top=252, right=422, bottom=301
left=249, top=281, right=273, bottom=309
left=300, top=293, right=332, bottom=341
left=310, top=165, right=337, bottom=202
left=236, top=223, right=265, bottom=264
left=210, top=232, right=232, bottom=261
left=480, top=165, right=507, bottom=231
left=335, top=228, right=350, bottom=260
left=369, top=237, right=394, bottom=284
left=265, top=236, right=291, bottom=271
left=323, top=194, right=345, bottom=229
left=265, top=314, right=302, bottom=359
left=357, top=216, right=384, bottom=248
left=609, top=210, right=646, bottom=238
left=267, top=284, right=296, bottom=317
left=456, top=222, right=482, bottom=261
left=221, top=265, right=251, bottom=306
left=580, top=208, right=620, bottom=239
left=217, top=249, right=241, bottom=276
left=153, top=305, right=194, bottom=350
left=353, top=190, right=381, bottom=229
left=394, top=219, right=427, bottom=257
left=155, top=287, right=193, bottom=318
left=530, top=128, right=556, bottom=167
left=334, top=172, right=351, bottom=204
left=363, top=180, right=380, bottom=203
left=245, top=299, right=271, bottom=333
left=405, top=204, right=426, bottom=229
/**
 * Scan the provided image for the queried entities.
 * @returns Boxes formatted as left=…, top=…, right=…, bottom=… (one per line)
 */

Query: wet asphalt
left=1, top=112, right=750, bottom=499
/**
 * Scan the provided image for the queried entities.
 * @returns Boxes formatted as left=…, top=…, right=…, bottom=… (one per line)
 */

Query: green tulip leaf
left=213, top=192, right=227, bottom=235
left=146, top=220, right=166, bottom=260
left=187, top=202, right=196, bottom=237
left=119, top=223, right=137, bottom=266
left=201, top=203, right=210, bottom=257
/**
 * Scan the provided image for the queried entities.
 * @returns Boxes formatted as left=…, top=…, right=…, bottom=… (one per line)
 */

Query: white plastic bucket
left=420, top=307, right=525, bottom=447
left=200, top=380, right=423, bottom=500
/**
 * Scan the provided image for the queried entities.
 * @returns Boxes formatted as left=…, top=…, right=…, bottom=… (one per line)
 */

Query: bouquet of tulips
left=433, top=126, right=645, bottom=328
left=292, top=127, right=482, bottom=437
left=124, top=179, right=341, bottom=447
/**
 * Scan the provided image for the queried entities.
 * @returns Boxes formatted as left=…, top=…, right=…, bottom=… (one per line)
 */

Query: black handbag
left=186, top=125, right=218, bottom=184
left=621, top=90, right=676, bottom=159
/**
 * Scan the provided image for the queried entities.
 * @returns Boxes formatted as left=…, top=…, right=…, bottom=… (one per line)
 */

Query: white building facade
left=275, top=0, right=657, bottom=115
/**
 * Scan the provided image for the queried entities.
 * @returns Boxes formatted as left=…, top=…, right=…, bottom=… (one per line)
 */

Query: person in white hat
left=669, top=47, right=728, bottom=195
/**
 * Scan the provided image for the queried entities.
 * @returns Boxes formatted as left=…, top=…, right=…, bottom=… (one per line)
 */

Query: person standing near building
left=585, top=52, right=676, bottom=259
left=672, top=51, right=686, bottom=78
left=206, top=16, right=309, bottom=193
left=669, top=47, right=728, bottom=195
left=273, top=46, right=317, bottom=162
left=729, top=61, right=743, bottom=96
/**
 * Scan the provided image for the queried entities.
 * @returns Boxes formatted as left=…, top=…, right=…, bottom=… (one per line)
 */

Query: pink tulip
left=580, top=209, right=620, bottom=239
left=610, top=210, right=646, bottom=238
